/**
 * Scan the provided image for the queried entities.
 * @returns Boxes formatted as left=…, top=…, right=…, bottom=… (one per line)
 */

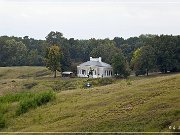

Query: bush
left=97, top=78, right=114, bottom=86
left=35, top=91, right=55, bottom=106
left=16, top=98, right=36, bottom=115
left=52, top=81, right=76, bottom=91
left=126, top=79, right=132, bottom=85
left=16, top=91, right=55, bottom=115
left=0, top=92, right=33, bottom=103
left=0, top=103, right=9, bottom=114
left=135, top=70, right=146, bottom=76
left=0, top=113, right=6, bottom=128
left=85, top=78, right=114, bottom=87
left=24, top=82, right=38, bottom=89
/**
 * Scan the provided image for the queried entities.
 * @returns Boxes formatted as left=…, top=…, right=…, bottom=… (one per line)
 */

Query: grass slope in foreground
left=0, top=67, right=179, bottom=132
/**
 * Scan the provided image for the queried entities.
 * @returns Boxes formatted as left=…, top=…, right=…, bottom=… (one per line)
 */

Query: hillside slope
left=0, top=67, right=179, bottom=132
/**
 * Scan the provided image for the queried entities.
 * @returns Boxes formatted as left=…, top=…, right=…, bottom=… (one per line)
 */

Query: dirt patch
left=0, top=74, right=4, bottom=77
left=24, top=82, right=38, bottom=89
left=149, top=103, right=171, bottom=111
left=18, top=74, right=33, bottom=79
left=35, top=70, right=50, bottom=77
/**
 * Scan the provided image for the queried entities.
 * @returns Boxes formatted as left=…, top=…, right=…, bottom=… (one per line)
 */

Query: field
left=0, top=66, right=180, bottom=132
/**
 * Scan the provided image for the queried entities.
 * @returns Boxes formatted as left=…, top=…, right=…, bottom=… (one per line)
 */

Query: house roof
left=79, top=60, right=112, bottom=68
left=62, top=71, right=73, bottom=75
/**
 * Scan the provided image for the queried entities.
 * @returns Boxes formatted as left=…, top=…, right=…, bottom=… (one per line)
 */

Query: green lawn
left=0, top=66, right=179, bottom=132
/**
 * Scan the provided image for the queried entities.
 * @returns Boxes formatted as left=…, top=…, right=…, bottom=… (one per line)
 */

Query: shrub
left=16, top=98, right=38, bottom=115
left=0, top=92, right=33, bottom=103
left=0, top=103, right=9, bottom=114
left=24, top=82, right=38, bottom=89
left=85, top=78, right=114, bottom=87
left=97, top=78, right=114, bottom=86
left=0, top=113, right=6, bottom=128
left=35, top=91, right=55, bottom=106
left=126, top=79, right=132, bottom=85
left=172, top=109, right=180, bottom=116
left=135, top=70, right=146, bottom=76
left=16, top=91, right=55, bottom=115
left=52, top=81, right=76, bottom=91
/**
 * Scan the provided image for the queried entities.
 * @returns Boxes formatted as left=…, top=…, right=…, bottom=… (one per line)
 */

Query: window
left=82, top=70, right=86, bottom=75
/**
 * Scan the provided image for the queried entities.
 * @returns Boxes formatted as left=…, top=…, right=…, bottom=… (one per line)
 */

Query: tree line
left=0, top=32, right=179, bottom=77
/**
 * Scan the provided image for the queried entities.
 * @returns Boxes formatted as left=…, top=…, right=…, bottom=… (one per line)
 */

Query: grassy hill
left=0, top=66, right=179, bottom=132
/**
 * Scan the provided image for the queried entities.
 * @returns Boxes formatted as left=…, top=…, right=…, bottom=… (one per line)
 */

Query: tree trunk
left=54, top=70, right=57, bottom=78
left=146, top=69, right=149, bottom=76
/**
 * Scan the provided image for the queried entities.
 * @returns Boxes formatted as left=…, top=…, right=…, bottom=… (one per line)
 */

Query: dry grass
left=0, top=66, right=179, bottom=132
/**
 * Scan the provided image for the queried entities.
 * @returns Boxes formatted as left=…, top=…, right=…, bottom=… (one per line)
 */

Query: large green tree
left=112, top=52, right=130, bottom=78
left=0, top=33, right=179, bottom=73
left=46, top=31, right=72, bottom=71
left=153, top=35, right=178, bottom=73
left=0, top=39, right=27, bottom=66
left=90, top=39, right=120, bottom=64
left=46, top=31, right=64, bottom=45
left=131, top=46, right=155, bottom=76
left=45, top=45, right=62, bottom=78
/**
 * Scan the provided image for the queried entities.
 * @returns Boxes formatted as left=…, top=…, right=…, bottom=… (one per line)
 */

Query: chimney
left=90, top=57, right=92, bottom=61
left=99, top=57, right=102, bottom=62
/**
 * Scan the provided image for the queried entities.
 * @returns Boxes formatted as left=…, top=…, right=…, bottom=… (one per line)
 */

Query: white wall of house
left=77, top=66, right=98, bottom=78
left=77, top=57, right=113, bottom=78
left=77, top=66, right=113, bottom=78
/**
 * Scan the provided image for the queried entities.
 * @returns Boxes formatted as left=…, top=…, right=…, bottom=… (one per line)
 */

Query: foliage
left=0, top=103, right=9, bottom=114
left=0, top=92, right=33, bottom=103
left=85, top=78, right=115, bottom=87
left=0, top=113, right=6, bottom=128
left=0, top=39, right=27, bottom=66
left=0, top=92, right=33, bottom=129
left=119, top=44, right=134, bottom=62
left=96, top=78, right=114, bottom=86
left=135, top=70, right=146, bottom=76
left=131, top=46, right=155, bottom=76
left=126, top=79, right=132, bottom=85
left=90, top=39, right=120, bottom=64
left=24, top=82, right=38, bottom=89
left=16, top=91, right=55, bottom=115
left=0, top=33, right=179, bottom=75
left=0, top=90, right=55, bottom=117
left=152, top=35, right=179, bottom=73
left=112, top=53, right=130, bottom=78
left=130, top=48, right=141, bottom=70
left=52, top=78, right=115, bottom=91
left=113, top=37, right=125, bottom=48
left=52, top=80, right=76, bottom=91
left=45, top=31, right=64, bottom=45
left=45, top=45, right=62, bottom=78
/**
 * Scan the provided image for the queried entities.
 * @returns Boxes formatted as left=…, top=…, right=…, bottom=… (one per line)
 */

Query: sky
left=0, top=0, right=180, bottom=40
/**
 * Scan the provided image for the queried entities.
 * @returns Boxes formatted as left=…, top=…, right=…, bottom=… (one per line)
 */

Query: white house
left=77, top=57, right=113, bottom=78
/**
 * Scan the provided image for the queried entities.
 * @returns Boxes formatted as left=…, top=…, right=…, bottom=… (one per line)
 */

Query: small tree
left=45, top=45, right=62, bottom=78
left=130, top=48, right=141, bottom=70
left=112, top=52, right=130, bottom=78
